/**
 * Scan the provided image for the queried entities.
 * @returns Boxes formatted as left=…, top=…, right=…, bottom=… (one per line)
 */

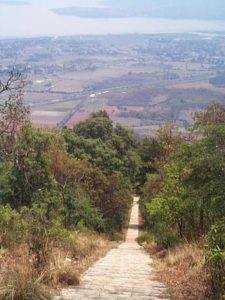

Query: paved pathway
left=54, top=197, right=169, bottom=300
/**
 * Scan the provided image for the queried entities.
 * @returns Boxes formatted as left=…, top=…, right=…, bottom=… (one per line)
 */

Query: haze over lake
left=1, top=0, right=225, bottom=38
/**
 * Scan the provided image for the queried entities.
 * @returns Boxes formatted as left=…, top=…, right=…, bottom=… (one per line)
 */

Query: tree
left=138, top=137, right=162, bottom=184
left=194, top=103, right=225, bottom=128
left=147, top=161, right=189, bottom=244
left=142, top=104, right=225, bottom=248
left=205, top=220, right=225, bottom=299
left=74, top=110, right=113, bottom=141
left=10, top=125, right=60, bottom=208
left=113, top=123, right=137, bottom=151
left=63, top=186, right=105, bottom=231
left=48, top=146, right=125, bottom=231
left=0, top=70, right=29, bottom=158
left=157, top=123, right=183, bottom=162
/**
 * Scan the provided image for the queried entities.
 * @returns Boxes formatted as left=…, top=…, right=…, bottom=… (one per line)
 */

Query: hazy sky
left=0, top=0, right=102, bottom=37
left=1, top=0, right=225, bottom=38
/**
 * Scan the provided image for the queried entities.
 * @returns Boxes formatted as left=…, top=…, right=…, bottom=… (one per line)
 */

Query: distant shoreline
left=1, top=0, right=225, bottom=37
left=51, top=6, right=225, bottom=21
left=1, top=31, right=225, bottom=41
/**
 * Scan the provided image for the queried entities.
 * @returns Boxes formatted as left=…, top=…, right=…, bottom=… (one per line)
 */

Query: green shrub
left=64, top=187, right=106, bottom=232
left=136, top=231, right=154, bottom=245
left=21, top=203, right=68, bottom=271
left=0, top=205, right=25, bottom=249
left=154, top=224, right=179, bottom=248
left=205, top=220, right=225, bottom=299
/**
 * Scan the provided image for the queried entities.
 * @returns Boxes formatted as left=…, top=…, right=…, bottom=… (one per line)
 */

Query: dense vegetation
left=140, top=103, right=225, bottom=299
left=0, top=73, right=141, bottom=299
left=0, top=72, right=225, bottom=299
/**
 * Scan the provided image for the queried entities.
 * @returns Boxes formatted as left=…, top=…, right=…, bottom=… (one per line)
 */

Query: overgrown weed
left=142, top=240, right=206, bottom=300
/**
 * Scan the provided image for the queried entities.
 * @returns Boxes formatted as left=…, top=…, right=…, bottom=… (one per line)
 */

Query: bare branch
left=0, top=69, right=26, bottom=95
left=0, top=70, right=30, bottom=159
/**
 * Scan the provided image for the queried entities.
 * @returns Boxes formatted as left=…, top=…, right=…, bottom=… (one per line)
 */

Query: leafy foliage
left=0, top=103, right=136, bottom=253
left=141, top=103, right=225, bottom=297
left=0, top=205, right=24, bottom=249
left=74, top=110, right=113, bottom=141
left=205, top=220, right=225, bottom=299
left=64, top=112, right=141, bottom=183
left=3, top=70, right=224, bottom=299
left=63, top=186, right=105, bottom=231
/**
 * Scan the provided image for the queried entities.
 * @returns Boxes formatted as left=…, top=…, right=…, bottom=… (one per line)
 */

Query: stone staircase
left=54, top=197, right=169, bottom=300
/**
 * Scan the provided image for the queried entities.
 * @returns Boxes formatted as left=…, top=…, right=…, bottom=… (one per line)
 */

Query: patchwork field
left=31, top=110, right=67, bottom=128
left=2, top=33, right=225, bottom=135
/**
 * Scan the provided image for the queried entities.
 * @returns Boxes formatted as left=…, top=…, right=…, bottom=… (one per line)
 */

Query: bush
left=58, top=269, right=79, bottom=286
left=154, top=224, right=179, bottom=248
left=0, top=205, right=24, bottom=249
left=136, top=231, right=154, bottom=245
left=68, top=230, right=100, bottom=260
left=64, top=188, right=106, bottom=232
left=21, top=204, right=68, bottom=271
left=205, top=220, right=225, bottom=299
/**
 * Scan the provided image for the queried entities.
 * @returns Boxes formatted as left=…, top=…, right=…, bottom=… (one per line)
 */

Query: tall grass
left=160, top=243, right=204, bottom=268
left=0, top=229, right=115, bottom=299
left=153, top=242, right=206, bottom=300
left=0, top=270, right=51, bottom=300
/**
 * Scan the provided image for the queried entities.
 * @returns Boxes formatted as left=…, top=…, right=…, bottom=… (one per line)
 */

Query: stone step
left=53, top=197, right=169, bottom=300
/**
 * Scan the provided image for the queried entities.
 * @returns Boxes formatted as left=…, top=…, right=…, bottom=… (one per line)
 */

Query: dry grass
left=0, top=246, right=52, bottom=299
left=0, top=269, right=51, bottom=300
left=158, top=243, right=204, bottom=268
left=39, top=230, right=116, bottom=290
left=0, top=230, right=116, bottom=299
left=148, top=242, right=207, bottom=300
left=57, top=269, right=80, bottom=286
left=66, top=230, right=117, bottom=275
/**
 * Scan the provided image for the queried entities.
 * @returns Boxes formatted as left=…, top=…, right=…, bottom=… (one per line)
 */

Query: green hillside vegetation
left=0, top=72, right=142, bottom=298
left=0, top=72, right=225, bottom=299
left=140, top=103, right=225, bottom=299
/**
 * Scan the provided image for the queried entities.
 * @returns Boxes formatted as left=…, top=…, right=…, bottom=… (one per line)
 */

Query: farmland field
left=1, top=33, right=225, bottom=135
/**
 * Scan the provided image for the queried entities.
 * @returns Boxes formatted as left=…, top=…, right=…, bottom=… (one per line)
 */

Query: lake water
left=1, top=0, right=225, bottom=38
